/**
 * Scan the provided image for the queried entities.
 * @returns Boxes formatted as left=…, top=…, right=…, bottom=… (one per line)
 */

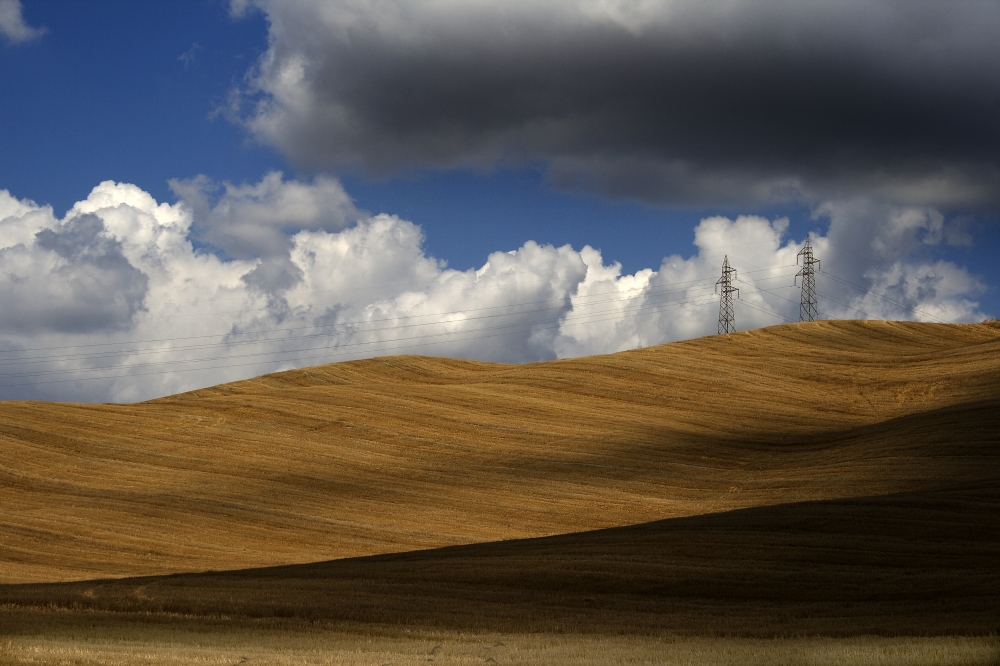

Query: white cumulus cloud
left=0, top=177, right=989, bottom=403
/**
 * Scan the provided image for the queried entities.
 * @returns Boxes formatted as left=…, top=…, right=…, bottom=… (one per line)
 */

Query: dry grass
left=1, top=610, right=998, bottom=666
left=1, top=320, right=999, bottom=656
left=3, top=477, right=998, bottom=635
left=3, top=320, right=1000, bottom=584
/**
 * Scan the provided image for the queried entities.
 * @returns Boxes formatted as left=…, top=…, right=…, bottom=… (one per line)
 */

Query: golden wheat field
left=2, top=320, right=999, bottom=664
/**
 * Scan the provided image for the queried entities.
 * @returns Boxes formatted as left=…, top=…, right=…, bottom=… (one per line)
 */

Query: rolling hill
left=2, top=318, right=999, bottom=591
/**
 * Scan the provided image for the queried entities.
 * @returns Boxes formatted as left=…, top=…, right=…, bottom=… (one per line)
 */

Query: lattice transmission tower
left=716, top=255, right=739, bottom=334
left=795, top=239, right=821, bottom=321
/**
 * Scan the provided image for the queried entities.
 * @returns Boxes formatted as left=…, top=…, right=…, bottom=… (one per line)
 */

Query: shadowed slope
left=4, top=452, right=997, bottom=635
left=2, top=320, right=999, bottom=583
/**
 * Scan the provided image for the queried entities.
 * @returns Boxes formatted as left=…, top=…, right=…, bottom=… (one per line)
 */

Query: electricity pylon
left=716, top=255, right=739, bottom=334
left=795, top=239, right=821, bottom=322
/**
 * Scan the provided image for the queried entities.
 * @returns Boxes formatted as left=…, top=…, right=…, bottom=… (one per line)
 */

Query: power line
left=814, top=289, right=880, bottom=321
left=1, top=265, right=823, bottom=390
left=1, top=265, right=802, bottom=361
left=820, top=271, right=949, bottom=324
left=0, top=281, right=720, bottom=367
left=0, top=291, right=726, bottom=387
left=3, top=257, right=955, bottom=391
left=738, top=298, right=796, bottom=324
left=734, top=282, right=810, bottom=323
left=9, top=241, right=966, bottom=391
left=0, top=263, right=809, bottom=389
left=1, top=290, right=728, bottom=380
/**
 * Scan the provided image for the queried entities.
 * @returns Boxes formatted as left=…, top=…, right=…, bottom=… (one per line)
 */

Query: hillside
left=2, top=319, right=1000, bottom=585
left=6, top=478, right=997, bottom=635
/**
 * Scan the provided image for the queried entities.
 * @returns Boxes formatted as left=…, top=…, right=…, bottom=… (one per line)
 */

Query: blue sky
left=1, top=0, right=998, bottom=401
left=0, top=0, right=825, bottom=272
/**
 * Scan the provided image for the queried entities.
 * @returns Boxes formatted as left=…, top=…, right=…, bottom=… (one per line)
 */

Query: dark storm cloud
left=238, top=0, right=1000, bottom=206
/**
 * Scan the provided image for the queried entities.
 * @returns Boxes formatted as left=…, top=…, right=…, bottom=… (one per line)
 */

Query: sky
left=1, top=0, right=998, bottom=403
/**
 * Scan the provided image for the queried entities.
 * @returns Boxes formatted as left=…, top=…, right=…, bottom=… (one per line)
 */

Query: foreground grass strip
left=1, top=611, right=998, bottom=666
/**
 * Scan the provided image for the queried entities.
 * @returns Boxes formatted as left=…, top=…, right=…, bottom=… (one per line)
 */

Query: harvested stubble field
left=2, top=320, right=1000, bottom=664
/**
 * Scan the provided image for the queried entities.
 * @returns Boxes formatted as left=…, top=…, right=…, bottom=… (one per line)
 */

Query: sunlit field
left=2, top=321, right=999, bottom=662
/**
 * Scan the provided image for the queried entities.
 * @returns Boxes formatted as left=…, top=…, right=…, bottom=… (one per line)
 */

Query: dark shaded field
left=3, top=465, right=998, bottom=636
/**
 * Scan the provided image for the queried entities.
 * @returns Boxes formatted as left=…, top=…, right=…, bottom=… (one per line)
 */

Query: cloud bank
left=0, top=175, right=986, bottom=403
left=232, top=0, right=1000, bottom=207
